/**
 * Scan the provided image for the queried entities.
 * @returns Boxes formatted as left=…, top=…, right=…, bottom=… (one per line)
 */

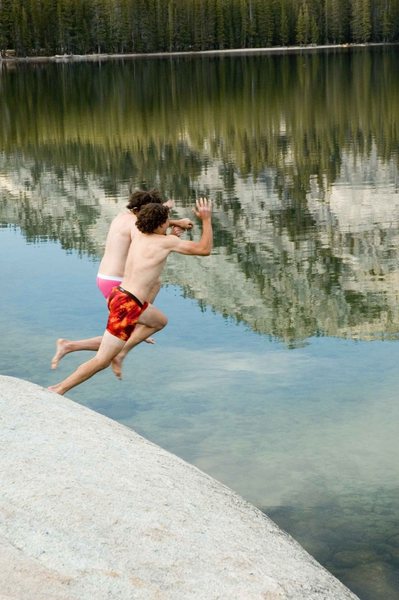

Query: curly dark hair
left=136, top=203, right=169, bottom=234
left=126, top=189, right=163, bottom=213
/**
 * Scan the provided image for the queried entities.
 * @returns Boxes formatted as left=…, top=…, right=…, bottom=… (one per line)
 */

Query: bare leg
left=48, top=331, right=125, bottom=395
left=111, top=304, right=168, bottom=379
left=50, top=282, right=163, bottom=370
left=50, top=329, right=155, bottom=370
left=51, top=337, right=102, bottom=369
left=135, top=280, right=161, bottom=346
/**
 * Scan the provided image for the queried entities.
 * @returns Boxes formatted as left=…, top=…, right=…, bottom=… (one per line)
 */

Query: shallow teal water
left=2, top=225, right=399, bottom=598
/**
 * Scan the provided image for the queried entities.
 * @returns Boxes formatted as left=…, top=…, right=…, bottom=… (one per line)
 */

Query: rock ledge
left=0, top=376, right=358, bottom=599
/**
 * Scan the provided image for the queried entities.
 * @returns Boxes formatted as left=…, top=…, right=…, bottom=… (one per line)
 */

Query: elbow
left=190, top=242, right=212, bottom=256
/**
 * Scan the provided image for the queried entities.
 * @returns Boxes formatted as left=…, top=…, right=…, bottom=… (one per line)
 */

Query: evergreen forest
left=1, top=0, right=399, bottom=57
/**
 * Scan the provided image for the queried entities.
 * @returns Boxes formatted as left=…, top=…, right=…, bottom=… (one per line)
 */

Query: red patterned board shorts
left=106, top=286, right=148, bottom=341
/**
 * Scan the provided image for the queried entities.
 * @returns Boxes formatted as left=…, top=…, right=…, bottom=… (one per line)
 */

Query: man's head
left=127, top=189, right=163, bottom=214
left=136, top=203, right=170, bottom=234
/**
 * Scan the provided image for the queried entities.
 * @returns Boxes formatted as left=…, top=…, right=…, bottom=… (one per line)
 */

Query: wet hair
left=126, top=189, right=163, bottom=213
left=136, top=203, right=169, bottom=234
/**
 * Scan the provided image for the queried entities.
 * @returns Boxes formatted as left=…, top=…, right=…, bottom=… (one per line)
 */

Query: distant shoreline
left=1, top=42, right=398, bottom=64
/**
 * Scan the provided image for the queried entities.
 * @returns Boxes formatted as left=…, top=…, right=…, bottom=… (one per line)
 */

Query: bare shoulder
left=117, top=211, right=136, bottom=224
left=143, top=233, right=183, bottom=253
left=111, top=211, right=136, bottom=233
left=161, top=233, right=183, bottom=248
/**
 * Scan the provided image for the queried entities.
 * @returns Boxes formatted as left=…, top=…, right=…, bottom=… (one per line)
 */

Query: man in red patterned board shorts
left=50, top=188, right=193, bottom=379
left=48, top=198, right=213, bottom=396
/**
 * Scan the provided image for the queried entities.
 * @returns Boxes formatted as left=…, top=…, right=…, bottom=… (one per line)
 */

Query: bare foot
left=111, top=355, right=123, bottom=380
left=144, top=337, right=156, bottom=344
left=51, top=339, right=71, bottom=369
left=47, top=385, right=64, bottom=395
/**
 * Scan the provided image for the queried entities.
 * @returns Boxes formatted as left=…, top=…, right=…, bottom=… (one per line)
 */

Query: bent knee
left=153, top=313, right=168, bottom=330
left=142, top=307, right=168, bottom=330
left=159, top=314, right=168, bottom=328
left=151, top=315, right=167, bottom=332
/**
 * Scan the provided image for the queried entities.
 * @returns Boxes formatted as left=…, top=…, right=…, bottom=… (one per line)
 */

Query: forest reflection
left=1, top=47, right=399, bottom=344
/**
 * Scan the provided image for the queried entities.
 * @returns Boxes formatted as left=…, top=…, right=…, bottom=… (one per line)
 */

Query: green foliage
left=1, top=0, right=399, bottom=56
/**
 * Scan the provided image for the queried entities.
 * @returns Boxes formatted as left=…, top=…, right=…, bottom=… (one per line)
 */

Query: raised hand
left=163, top=199, right=175, bottom=209
left=193, top=197, right=212, bottom=220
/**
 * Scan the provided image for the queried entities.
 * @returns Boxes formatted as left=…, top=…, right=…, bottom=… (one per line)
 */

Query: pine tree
left=296, top=3, right=311, bottom=44
left=329, top=0, right=347, bottom=42
left=361, top=0, right=372, bottom=41
left=351, top=0, right=371, bottom=42
left=240, top=0, right=248, bottom=47
left=3, top=0, right=399, bottom=56
left=176, top=1, right=191, bottom=51
left=90, top=0, right=107, bottom=53
left=119, top=0, right=133, bottom=52
left=311, top=13, right=319, bottom=43
left=261, top=1, right=275, bottom=47
left=223, top=0, right=236, bottom=49
left=167, top=0, right=175, bottom=52
left=204, top=0, right=216, bottom=49
left=215, top=0, right=225, bottom=49
left=0, top=0, right=13, bottom=52
left=280, top=0, right=290, bottom=45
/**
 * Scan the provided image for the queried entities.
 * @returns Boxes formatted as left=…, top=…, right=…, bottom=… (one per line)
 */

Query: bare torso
left=121, top=199, right=213, bottom=303
left=98, top=211, right=136, bottom=277
left=121, top=231, right=173, bottom=303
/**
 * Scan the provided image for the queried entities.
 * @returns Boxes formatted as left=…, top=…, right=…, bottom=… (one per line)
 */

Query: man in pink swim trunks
left=51, top=188, right=193, bottom=378
left=96, top=188, right=191, bottom=299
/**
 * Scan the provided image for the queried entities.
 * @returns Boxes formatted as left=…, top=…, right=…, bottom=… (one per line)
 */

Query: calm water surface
left=1, top=48, right=399, bottom=599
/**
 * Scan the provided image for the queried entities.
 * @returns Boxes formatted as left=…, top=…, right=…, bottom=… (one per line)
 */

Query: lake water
left=1, top=47, right=399, bottom=599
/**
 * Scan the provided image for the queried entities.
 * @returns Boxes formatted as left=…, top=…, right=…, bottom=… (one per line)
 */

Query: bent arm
left=169, top=218, right=193, bottom=230
left=166, top=217, right=212, bottom=256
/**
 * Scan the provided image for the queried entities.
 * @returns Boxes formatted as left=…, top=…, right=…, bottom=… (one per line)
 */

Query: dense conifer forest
left=0, top=0, right=398, bottom=56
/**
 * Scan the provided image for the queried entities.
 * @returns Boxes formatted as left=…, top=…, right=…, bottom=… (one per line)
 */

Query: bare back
left=98, top=211, right=137, bottom=277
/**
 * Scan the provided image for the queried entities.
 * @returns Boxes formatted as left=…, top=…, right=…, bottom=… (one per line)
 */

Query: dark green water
left=1, top=47, right=399, bottom=598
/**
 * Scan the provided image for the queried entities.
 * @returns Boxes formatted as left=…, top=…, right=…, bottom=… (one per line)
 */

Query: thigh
left=96, top=330, right=126, bottom=362
left=138, top=304, right=167, bottom=328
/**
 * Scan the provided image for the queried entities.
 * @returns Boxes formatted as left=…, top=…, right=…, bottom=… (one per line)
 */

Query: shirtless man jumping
left=50, top=189, right=192, bottom=378
left=48, top=198, right=212, bottom=396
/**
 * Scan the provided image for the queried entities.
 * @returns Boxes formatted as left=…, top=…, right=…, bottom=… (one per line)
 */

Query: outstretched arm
left=165, top=198, right=213, bottom=256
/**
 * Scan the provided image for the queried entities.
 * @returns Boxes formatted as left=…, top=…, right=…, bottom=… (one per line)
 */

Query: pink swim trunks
left=96, top=273, right=123, bottom=299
